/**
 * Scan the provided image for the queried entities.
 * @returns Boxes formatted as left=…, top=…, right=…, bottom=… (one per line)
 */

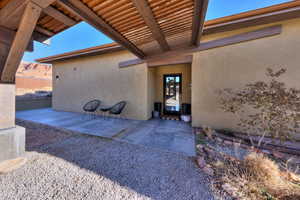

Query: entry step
left=161, top=115, right=180, bottom=121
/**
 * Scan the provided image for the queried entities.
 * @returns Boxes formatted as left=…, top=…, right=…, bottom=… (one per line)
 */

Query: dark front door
left=163, top=74, right=182, bottom=115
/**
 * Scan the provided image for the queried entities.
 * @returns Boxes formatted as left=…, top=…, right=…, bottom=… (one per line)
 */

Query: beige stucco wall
left=147, top=67, right=156, bottom=117
left=52, top=18, right=300, bottom=126
left=52, top=51, right=150, bottom=120
left=192, top=18, right=300, bottom=130
left=52, top=54, right=191, bottom=120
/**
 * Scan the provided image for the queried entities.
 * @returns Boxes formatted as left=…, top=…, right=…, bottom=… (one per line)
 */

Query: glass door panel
left=163, top=74, right=182, bottom=115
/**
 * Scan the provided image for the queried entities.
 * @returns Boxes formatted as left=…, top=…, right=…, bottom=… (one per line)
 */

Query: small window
left=56, top=75, right=60, bottom=80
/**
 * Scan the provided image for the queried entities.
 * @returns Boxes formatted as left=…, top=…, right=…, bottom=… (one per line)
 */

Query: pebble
left=216, top=138, right=223, bottom=143
left=224, top=140, right=233, bottom=146
left=197, top=156, right=206, bottom=168
left=203, top=166, right=214, bottom=176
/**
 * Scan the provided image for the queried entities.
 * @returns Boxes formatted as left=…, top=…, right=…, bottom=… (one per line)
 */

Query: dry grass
left=212, top=152, right=300, bottom=200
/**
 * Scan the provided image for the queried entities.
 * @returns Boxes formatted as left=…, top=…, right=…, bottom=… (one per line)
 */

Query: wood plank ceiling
left=0, top=0, right=208, bottom=58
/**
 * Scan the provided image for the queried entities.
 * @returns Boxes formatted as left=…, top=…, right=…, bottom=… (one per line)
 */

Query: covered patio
left=16, top=108, right=196, bottom=156
left=0, top=0, right=208, bottom=163
left=1, top=0, right=300, bottom=163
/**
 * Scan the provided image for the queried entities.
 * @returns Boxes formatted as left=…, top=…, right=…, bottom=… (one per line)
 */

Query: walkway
left=16, top=108, right=196, bottom=156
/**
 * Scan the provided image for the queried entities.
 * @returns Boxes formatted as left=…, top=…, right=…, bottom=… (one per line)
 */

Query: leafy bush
left=218, top=68, right=300, bottom=141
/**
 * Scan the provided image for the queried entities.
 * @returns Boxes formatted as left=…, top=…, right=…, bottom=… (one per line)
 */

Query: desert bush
left=218, top=68, right=300, bottom=141
left=212, top=152, right=300, bottom=200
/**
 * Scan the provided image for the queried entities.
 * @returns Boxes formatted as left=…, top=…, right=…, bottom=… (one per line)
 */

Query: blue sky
left=23, top=0, right=291, bottom=62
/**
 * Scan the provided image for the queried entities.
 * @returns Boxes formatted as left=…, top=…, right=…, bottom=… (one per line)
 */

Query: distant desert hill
left=17, top=62, right=52, bottom=79
left=16, top=62, right=52, bottom=95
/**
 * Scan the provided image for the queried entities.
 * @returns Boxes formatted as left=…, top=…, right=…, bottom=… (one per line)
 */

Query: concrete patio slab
left=119, top=120, right=195, bottom=156
left=16, top=108, right=196, bottom=156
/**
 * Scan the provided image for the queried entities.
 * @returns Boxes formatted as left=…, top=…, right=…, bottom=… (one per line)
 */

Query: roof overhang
left=2, top=0, right=299, bottom=63
left=36, top=0, right=300, bottom=63
left=1, top=0, right=211, bottom=59
left=37, top=43, right=124, bottom=63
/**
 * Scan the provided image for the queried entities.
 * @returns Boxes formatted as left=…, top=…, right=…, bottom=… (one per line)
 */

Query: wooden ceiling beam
left=0, top=22, right=52, bottom=44
left=43, top=6, right=77, bottom=26
left=191, top=0, right=209, bottom=46
left=0, top=0, right=56, bottom=25
left=31, top=0, right=56, bottom=8
left=0, top=0, right=55, bottom=83
left=57, top=0, right=146, bottom=58
left=0, top=0, right=57, bottom=32
left=120, top=25, right=282, bottom=68
left=132, top=0, right=170, bottom=52
left=1, top=1, right=42, bottom=83
left=0, top=0, right=27, bottom=29
left=35, top=25, right=55, bottom=37
left=0, top=26, right=34, bottom=52
left=32, top=31, right=52, bottom=43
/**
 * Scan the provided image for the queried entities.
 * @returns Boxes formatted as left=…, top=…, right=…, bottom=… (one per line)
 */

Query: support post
left=0, top=84, right=25, bottom=162
left=1, top=1, right=42, bottom=83
left=0, top=0, right=46, bottom=163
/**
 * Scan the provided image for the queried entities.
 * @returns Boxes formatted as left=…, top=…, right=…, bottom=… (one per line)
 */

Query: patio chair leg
left=85, top=112, right=90, bottom=120
left=98, top=111, right=102, bottom=119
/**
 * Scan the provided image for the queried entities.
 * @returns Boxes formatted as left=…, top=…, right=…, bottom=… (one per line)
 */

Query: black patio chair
left=109, top=101, right=127, bottom=118
left=100, top=101, right=126, bottom=119
left=83, top=99, right=101, bottom=119
left=99, top=105, right=112, bottom=119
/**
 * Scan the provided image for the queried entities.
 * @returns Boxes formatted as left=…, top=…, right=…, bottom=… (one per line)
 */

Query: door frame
left=163, top=73, right=182, bottom=115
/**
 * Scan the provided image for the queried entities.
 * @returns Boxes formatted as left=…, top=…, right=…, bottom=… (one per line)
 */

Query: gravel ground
left=16, top=119, right=74, bottom=150
left=0, top=121, right=214, bottom=200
